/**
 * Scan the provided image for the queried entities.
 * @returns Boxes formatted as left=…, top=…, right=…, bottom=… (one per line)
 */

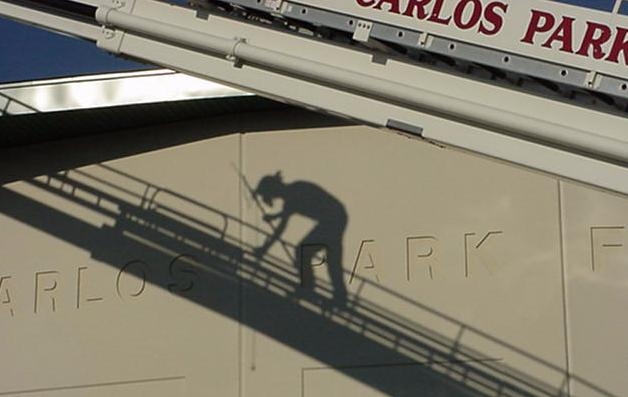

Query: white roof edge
left=0, top=69, right=178, bottom=90
left=0, top=69, right=251, bottom=116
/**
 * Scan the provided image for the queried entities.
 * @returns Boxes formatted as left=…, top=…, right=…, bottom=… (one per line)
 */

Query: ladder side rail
left=93, top=1, right=627, bottom=155
left=95, top=0, right=628, bottom=195
left=0, top=0, right=101, bottom=40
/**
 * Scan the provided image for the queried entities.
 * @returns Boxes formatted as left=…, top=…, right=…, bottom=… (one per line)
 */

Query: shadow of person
left=253, top=172, right=348, bottom=304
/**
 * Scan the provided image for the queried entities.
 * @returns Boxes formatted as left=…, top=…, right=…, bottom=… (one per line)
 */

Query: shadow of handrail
left=0, top=92, right=40, bottom=116
left=0, top=166, right=616, bottom=397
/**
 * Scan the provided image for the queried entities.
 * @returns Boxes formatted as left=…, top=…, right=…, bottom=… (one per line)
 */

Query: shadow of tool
left=0, top=164, right=617, bottom=397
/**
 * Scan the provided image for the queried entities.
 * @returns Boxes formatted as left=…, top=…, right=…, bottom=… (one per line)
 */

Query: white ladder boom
left=1, top=0, right=627, bottom=194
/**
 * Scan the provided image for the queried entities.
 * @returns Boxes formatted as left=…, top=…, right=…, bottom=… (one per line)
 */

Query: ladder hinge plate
left=264, top=0, right=282, bottom=12
left=353, top=20, right=373, bottom=43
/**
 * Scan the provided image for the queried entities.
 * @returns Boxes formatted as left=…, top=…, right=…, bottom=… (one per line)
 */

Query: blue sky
left=0, top=16, right=148, bottom=84
left=0, top=0, right=620, bottom=84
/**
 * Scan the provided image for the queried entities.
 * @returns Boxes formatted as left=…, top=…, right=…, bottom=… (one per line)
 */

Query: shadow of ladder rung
left=341, top=278, right=367, bottom=332
left=445, top=325, right=466, bottom=381
left=44, top=173, right=77, bottom=197
left=245, top=259, right=278, bottom=290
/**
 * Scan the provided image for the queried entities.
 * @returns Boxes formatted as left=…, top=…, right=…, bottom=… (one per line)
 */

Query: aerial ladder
left=1, top=0, right=627, bottom=193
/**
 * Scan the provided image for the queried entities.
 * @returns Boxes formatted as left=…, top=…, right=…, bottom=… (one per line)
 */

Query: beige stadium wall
left=0, top=110, right=625, bottom=397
